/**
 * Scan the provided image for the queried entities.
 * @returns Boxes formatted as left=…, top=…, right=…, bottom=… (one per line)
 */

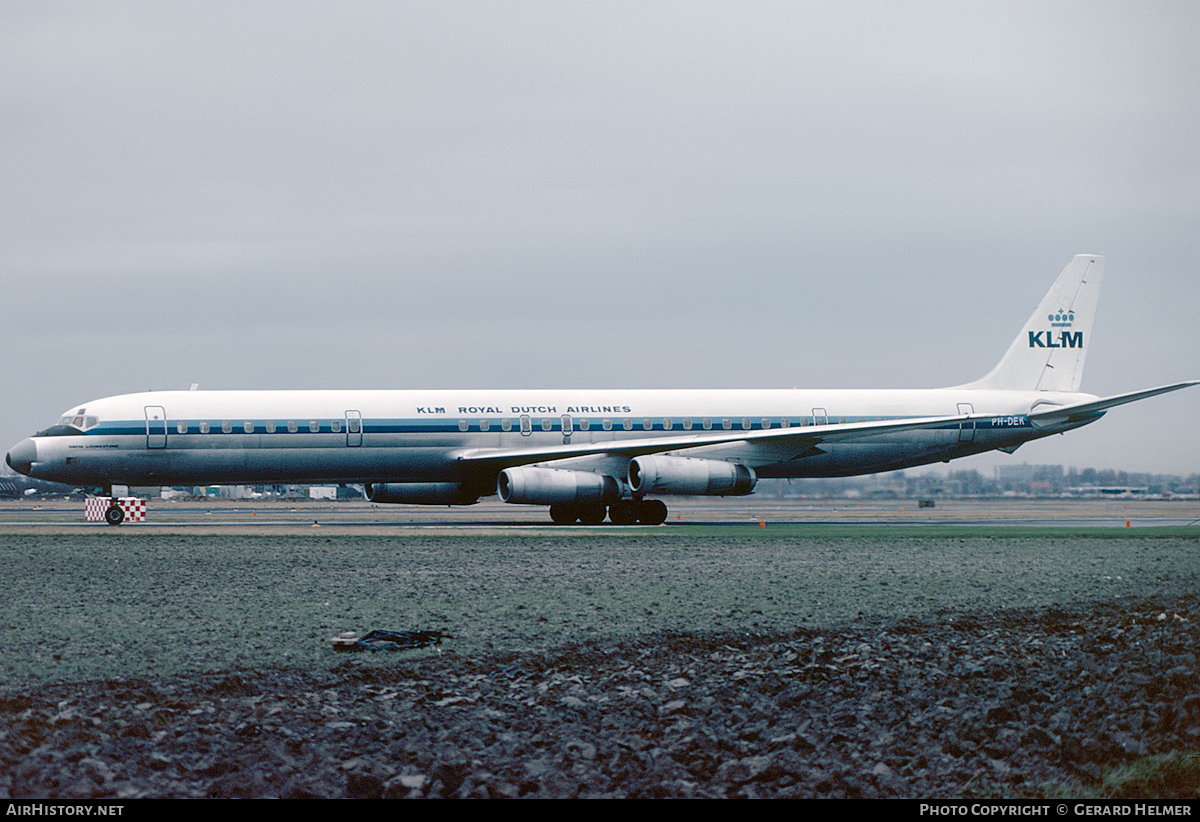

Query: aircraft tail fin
left=960, top=254, right=1104, bottom=392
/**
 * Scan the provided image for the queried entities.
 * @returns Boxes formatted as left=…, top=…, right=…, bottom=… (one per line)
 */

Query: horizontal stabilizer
left=1028, top=381, right=1199, bottom=428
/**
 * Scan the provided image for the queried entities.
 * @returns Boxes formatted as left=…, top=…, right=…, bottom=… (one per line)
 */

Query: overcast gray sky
left=3, top=1, right=1198, bottom=476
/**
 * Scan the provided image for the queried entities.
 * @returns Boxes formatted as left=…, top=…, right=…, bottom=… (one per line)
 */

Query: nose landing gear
left=104, top=501, right=126, bottom=526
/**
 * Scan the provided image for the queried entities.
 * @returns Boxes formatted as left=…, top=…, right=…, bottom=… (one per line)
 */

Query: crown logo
left=1048, top=309, right=1074, bottom=328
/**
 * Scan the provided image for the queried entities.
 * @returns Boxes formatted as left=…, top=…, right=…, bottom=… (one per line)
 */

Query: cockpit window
left=36, top=414, right=99, bottom=437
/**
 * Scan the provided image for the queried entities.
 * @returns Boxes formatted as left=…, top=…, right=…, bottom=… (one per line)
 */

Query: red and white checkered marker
left=85, top=497, right=146, bottom=523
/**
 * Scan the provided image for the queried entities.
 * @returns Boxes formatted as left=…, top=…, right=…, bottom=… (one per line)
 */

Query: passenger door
left=957, top=402, right=975, bottom=442
left=145, top=406, right=167, bottom=449
left=345, top=410, right=363, bottom=447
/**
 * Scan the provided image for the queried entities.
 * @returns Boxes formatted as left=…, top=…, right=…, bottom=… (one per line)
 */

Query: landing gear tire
left=578, top=503, right=607, bottom=525
left=608, top=501, right=639, bottom=525
left=104, top=503, right=125, bottom=526
left=549, top=504, right=578, bottom=524
left=636, top=499, right=668, bottom=525
left=549, top=502, right=611, bottom=525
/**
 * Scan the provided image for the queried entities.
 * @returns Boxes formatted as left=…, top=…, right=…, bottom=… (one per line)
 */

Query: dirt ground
left=2, top=592, right=1198, bottom=799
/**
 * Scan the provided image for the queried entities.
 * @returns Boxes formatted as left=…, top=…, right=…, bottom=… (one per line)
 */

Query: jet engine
left=364, top=482, right=480, bottom=505
left=628, top=455, right=756, bottom=496
left=497, top=466, right=621, bottom=506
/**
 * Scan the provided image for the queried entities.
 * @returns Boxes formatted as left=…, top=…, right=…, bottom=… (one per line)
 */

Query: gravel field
left=1, top=528, right=1198, bottom=798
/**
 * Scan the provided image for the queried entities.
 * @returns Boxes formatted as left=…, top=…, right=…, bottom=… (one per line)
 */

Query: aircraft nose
left=5, top=438, right=36, bottom=476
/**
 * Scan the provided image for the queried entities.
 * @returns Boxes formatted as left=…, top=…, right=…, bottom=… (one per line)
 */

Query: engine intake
left=497, top=466, right=621, bottom=506
left=628, top=455, right=756, bottom=496
left=365, top=483, right=480, bottom=506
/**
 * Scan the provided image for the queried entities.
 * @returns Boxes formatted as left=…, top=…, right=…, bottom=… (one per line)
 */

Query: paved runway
left=2, top=497, right=1197, bottom=533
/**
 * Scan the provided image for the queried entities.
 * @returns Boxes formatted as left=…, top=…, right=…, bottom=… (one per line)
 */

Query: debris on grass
left=330, top=629, right=448, bottom=653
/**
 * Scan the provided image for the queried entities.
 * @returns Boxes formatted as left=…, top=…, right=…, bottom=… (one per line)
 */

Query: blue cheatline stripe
left=83, top=414, right=1031, bottom=437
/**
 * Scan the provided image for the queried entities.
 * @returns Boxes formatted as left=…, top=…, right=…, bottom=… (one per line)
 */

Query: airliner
left=6, top=255, right=1195, bottom=524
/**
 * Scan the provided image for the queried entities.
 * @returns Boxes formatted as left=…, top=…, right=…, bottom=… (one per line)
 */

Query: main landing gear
left=548, top=498, right=669, bottom=525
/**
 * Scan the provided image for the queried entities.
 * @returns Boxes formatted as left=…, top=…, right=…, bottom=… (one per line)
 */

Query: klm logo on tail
left=1029, top=309, right=1083, bottom=349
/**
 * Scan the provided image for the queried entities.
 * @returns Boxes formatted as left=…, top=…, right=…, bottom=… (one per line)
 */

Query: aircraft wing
left=1028, top=381, right=1199, bottom=428
left=455, top=381, right=1198, bottom=472
left=453, top=412, right=975, bottom=470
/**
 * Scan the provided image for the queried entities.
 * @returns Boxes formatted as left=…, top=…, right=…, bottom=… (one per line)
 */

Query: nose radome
left=5, top=438, right=36, bottom=476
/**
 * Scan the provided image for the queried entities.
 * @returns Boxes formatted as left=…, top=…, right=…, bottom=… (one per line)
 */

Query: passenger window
left=642, top=418, right=652, bottom=430
left=479, top=419, right=490, bottom=432
left=781, top=418, right=790, bottom=428
left=458, top=420, right=469, bottom=432
left=722, top=418, right=732, bottom=430
left=761, top=418, right=771, bottom=429
left=265, top=421, right=277, bottom=433
left=243, top=421, right=254, bottom=433
left=221, top=421, right=232, bottom=433
left=501, top=419, right=512, bottom=432
left=330, top=419, right=341, bottom=433
left=602, top=419, right=612, bottom=431
left=742, top=418, right=751, bottom=430
left=578, top=418, right=590, bottom=431
left=309, top=420, right=320, bottom=433
left=541, top=418, right=553, bottom=431
left=287, top=421, right=298, bottom=433
left=682, top=418, right=693, bottom=430
left=200, top=421, right=211, bottom=434
left=622, top=418, right=633, bottom=430
left=702, top=418, right=712, bottom=430
left=662, top=418, right=673, bottom=430
left=176, top=421, right=188, bottom=434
